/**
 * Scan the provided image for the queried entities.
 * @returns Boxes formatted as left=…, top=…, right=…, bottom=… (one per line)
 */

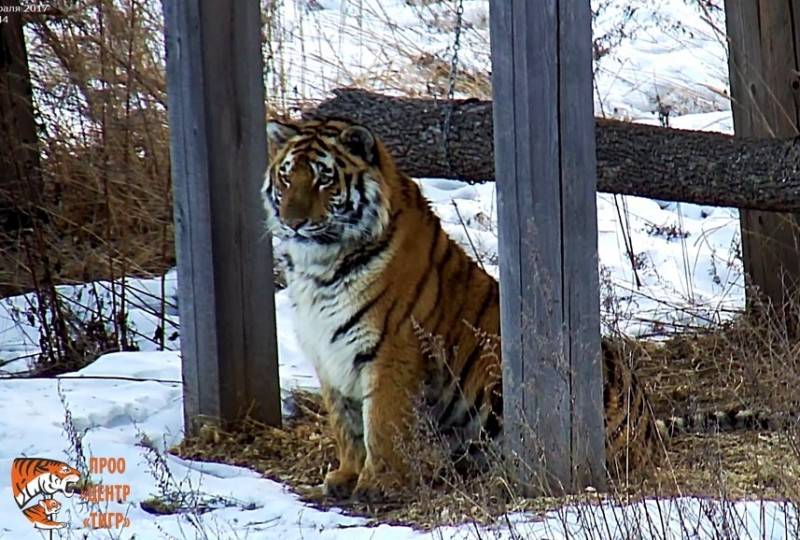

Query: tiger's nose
left=285, top=218, right=307, bottom=231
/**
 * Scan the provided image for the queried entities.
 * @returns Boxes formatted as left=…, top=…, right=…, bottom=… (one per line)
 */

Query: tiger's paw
left=352, top=478, right=387, bottom=503
left=323, top=469, right=358, bottom=500
left=352, top=469, right=401, bottom=503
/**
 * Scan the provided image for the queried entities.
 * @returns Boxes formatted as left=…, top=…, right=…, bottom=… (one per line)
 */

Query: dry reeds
left=1, top=1, right=174, bottom=373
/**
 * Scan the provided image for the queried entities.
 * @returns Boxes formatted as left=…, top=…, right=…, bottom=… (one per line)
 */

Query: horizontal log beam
left=305, top=89, right=800, bottom=212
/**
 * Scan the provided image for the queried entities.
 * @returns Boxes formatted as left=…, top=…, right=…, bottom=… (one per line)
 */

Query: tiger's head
left=262, top=118, right=392, bottom=247
left=33, top=461, right=81, bottom=498
left=12, top=458, right=81, bottom=509
left=38, top=498, right=62, bottom=514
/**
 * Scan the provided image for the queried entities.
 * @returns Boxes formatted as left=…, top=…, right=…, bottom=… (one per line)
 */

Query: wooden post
left=490, top=0, right=605, bottom=493
left=726, top=1, right=800, bottom=323
left=163, top=0, right=281, bottom=431
left=0, top=6, right=42, bottom=221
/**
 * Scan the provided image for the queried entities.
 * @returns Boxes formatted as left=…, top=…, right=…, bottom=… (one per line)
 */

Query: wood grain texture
left=163, top=0, right=281, bottom=431
left=558, top=0, right=606, bottom=491
left=490, top=0, right=604, bottom=494
left=308, top=89, right=800, bottom=212
left=726, top=0, right=800, bottom=318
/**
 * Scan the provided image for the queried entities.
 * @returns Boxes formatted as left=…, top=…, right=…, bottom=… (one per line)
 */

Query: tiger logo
left=263, top=118, right=771, bottom=500
left=22, top=497, right=64, bottom=530
left=12, top=457, right=80, bottom=530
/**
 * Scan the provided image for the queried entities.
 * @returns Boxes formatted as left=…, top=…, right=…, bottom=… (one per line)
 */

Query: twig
left=1, top=373, right=181, bottom=384
left=451, top=200, right=485, bottom=271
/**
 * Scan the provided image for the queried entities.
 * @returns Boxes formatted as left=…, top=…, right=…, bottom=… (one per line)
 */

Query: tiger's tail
left=658, top=408, right=800, bottom=437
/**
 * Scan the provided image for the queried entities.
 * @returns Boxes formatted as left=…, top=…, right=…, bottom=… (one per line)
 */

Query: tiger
left=12, top=457, right=81, bottom=509
left=262, top=118, right=777, bottom=500
left=22, top=497, right=66, bottom=530
left=263, top=117, right=501, bottom=500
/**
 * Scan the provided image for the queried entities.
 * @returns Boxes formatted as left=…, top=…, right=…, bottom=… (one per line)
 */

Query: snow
left=1, top=345, right=797, bottom=540
left=265, top=0, right=743, bottom=335
left=1, top=341, right=798, bottom=540
left=0, top=0, right=783, bottom=538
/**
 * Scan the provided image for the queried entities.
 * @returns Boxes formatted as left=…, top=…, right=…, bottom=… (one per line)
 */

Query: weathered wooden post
left=163, top=0, right=282, bottom=431
left=726, top=1, right=800, bottom=325
left=490, top=0, right=606, bottom=493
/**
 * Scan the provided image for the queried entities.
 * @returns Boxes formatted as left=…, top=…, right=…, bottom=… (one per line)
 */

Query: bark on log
left=305, top=88, right=800, bottom=212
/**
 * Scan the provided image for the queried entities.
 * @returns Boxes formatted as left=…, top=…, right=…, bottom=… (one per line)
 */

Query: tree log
left=305, top=88, right=800, bottom=212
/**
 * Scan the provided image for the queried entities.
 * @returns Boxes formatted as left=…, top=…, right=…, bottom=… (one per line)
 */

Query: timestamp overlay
left=0, top=1, right=69, bottom=23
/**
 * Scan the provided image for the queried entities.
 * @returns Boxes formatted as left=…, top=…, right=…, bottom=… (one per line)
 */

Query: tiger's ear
left=267, top=120, right=300, bottom=157
left=339, top=124, right=376, bottom=164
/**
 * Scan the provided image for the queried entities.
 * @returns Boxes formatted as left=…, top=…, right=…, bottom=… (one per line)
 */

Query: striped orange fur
left=263, top=118, right=776, bottom=499
left=22, top=498, right=65, bottom=530
left=11, top=458, right=81, bottom=509
left=264, top=118, right=501, bottom=500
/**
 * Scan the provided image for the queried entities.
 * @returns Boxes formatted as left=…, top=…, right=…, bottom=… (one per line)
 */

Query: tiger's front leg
left=353, top=358, right=418, bottom=502
left=321, top=385, right=366, bottom=499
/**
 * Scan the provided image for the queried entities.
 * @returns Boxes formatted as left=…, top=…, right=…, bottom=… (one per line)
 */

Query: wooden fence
left=161, top=0, right=797, bottom=491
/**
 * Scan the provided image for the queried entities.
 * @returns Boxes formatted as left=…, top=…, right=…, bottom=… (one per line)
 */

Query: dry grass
left=177, top=392, right=336, bottom=492
left=174, top=391, right=800, bottom=529
left=175, top=316, right=800, bottom=529
left=175, top=390, right=558, bottom=528
left=0, top=1, right=176, bottom=372
left=636, top=316, right=800, bottom=418
left=8, top=1, right=174, bottom=294
left=646, top=432, right=800, bottom=500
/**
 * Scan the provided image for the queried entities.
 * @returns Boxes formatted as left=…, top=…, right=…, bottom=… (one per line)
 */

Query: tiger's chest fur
left=285, top=252, right=386, bottom=400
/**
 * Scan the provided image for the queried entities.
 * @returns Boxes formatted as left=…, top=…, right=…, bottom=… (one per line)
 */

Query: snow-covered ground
left=1, top=284, right=796, bottom=539
left=0, top=0, right=775, bottom=538
left=0, top=274, right=791, bottom=539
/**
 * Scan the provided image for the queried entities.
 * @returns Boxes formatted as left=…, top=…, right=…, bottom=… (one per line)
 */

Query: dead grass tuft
left=176, top=391, right=563, bottom=528
left=176, top=391, right=335, bottom=491
left=644, top=432, right=800, bottom=500
left=635, top=314, right=800, bottom=418
left=176, top=318, right=800, bottom=528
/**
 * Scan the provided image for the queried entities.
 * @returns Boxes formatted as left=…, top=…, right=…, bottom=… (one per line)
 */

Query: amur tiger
left=262, top=118, right=776, bottom=500
left=264, top=117, right=501, bottom=500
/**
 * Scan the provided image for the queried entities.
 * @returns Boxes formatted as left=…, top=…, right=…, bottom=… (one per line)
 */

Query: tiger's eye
left=318, top=172, right=335, bottom=188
